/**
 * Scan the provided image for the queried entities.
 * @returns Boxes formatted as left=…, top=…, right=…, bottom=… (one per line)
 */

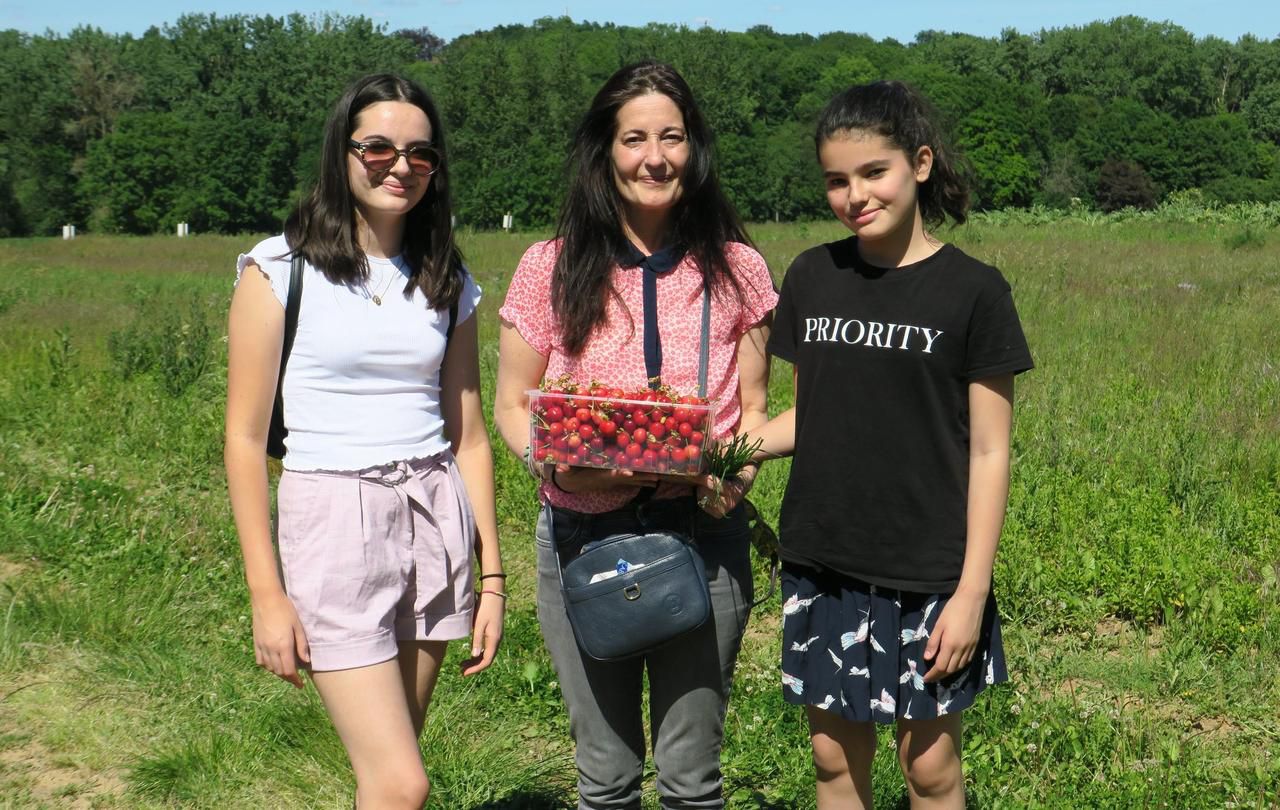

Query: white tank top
left=236, top=234, right=482, bottom=472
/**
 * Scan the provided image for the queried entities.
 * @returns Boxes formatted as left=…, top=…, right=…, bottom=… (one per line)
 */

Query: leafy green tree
left=1034, top=17, right=1210, bottom=117
left=1243, top=82, right=1280, bottom=144
left=64, top=32, right=139, bottom=142
left=394, top=27, right=445, bottom=62
left=0, top=29, right=83, bottom=234
left=954, top=98, right=1041, bottom=209
left=79, top=111, right=193, bottom=233
left=793, top=54, right=877, bottom=122
left=763, top=119, right=827, bottom=222
left=1174, top=113, right=1259, bottom=195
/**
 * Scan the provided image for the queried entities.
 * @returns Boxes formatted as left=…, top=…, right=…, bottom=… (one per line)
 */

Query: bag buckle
left=624, top=583, right=642, bottom=601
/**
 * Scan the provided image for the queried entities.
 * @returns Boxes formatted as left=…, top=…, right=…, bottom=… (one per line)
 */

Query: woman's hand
left=550, top=464, right=660, bottom=493
left=460, top=590, right=505, bottom=676
left=251, top=589, right=311, bottom=689
left=921, top=588, right=987, bottom=684
left=695, top=464, right=757, bottom=519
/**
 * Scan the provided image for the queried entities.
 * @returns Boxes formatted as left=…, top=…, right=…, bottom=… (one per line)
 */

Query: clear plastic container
left=528, top=388, right=715, bottom=474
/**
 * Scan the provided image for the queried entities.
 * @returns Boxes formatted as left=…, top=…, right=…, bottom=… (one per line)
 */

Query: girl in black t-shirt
left=748, top=82, right=1033, bottom=808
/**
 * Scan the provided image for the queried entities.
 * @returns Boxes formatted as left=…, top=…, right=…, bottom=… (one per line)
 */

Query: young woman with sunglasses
left=225, top=73, right=503, bottom=809
left=493, top=61, right=777, bottom=808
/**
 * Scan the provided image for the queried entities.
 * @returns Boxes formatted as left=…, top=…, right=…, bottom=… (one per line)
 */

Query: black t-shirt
left=767, top=238, right=1033, bottom=593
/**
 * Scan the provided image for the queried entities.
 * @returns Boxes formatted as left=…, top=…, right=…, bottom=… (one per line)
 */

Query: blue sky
left=3, top=0, right=1278, bottom=42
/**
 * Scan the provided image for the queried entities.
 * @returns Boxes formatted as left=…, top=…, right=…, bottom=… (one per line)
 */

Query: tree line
left=2, top=14, right=1279, bottom=236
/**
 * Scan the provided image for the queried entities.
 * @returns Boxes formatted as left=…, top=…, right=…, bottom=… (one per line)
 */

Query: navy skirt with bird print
left=780, top=564, right=1007, bottom=724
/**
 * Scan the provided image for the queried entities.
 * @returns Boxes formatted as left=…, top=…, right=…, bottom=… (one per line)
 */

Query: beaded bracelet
left=477, top=589, right=508, bottom=599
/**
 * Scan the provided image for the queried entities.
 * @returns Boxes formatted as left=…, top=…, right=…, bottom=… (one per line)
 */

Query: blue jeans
left=535, top=497, right=754, bottom=810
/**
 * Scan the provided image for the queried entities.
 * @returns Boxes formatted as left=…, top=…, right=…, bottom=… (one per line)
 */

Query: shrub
left=1096, top=159, right=1159, bottom=211
left=107, top=295, right=215, bottom=396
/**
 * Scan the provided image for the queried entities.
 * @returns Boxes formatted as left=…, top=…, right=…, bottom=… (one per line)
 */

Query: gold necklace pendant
left=368, top=269, right=397, bottom=306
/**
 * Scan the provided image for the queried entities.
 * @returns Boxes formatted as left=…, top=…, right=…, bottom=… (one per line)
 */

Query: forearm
left=745, top=406, right=796, bottom=461
left=957, top=449, right=1010, bottom=596
left=453, top=431, right=503, bottom=577
left=494, top=400, right=531, bottom=461
left=224, top=435, right=285, bottom=599
left=494, top=324, right=549, bottom=462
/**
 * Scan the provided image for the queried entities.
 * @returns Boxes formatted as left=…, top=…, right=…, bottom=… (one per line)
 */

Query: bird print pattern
left=780, top=568, right=1007, bottom=724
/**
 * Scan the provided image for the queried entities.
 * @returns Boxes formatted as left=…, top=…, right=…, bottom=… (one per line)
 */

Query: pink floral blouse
left=500, top=238, right=778, bottom=513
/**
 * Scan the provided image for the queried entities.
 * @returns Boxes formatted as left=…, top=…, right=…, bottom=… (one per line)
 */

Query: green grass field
left=0, top=222, right=1276, bottom=808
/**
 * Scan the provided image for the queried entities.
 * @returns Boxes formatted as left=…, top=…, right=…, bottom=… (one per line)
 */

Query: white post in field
left=62, top=224, right=75, bottom=240
left=176, top=222, right=189, bottom=237
left=502, top=212, right=513, bottom=231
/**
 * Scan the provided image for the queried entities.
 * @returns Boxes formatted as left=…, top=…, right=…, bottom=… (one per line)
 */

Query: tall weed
left=107, top=294, right=216, bottom=396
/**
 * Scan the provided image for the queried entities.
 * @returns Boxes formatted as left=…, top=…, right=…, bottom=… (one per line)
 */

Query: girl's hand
left=551, top=464, right=660, bottom=493
left=460, top=590, right=505, bottom=676
left=695, top=465, right=757, bottom=519
left=922, top=589, right=986, bottom=684
left=251, top=590, right=310, bottom=689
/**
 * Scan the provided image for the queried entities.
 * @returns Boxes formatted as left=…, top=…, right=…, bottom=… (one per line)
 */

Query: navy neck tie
left=619, top=242, right=685, bottom=388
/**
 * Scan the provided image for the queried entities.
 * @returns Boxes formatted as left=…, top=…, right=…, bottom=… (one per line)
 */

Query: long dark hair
left=815, top=81, right=971, bottom=227
left=553, top=61, right=751, bottom=356
left=284, top=73, right=464, bottom=309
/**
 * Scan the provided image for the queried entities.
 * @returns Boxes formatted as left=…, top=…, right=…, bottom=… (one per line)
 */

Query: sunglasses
left=348, top=139, right=441, bottom=176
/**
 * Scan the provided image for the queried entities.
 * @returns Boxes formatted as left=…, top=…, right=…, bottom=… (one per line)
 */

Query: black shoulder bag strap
left=446, top=300, right=458, bottom=343
left=266, top=254, right=304, bottom=460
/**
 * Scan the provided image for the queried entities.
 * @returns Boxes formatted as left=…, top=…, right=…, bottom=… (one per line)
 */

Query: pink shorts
left=276, top=453, right=475, bottom=671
